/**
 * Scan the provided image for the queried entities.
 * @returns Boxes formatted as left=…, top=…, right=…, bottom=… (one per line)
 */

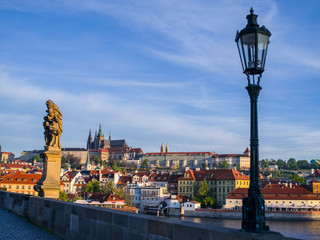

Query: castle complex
left=87, top=124, right=128, bottom=150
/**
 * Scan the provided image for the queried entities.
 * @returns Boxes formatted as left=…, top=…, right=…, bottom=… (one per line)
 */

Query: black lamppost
left=235, top=8, right=271, bottom=232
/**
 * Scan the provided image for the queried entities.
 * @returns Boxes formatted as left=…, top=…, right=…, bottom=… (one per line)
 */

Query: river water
left=168, top=216, right=320, bottom=240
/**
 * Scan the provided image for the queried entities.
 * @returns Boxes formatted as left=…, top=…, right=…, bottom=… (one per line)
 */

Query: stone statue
left=35, top=100, right=63, bottom=198
left=43, top=100, right=63, bottom=150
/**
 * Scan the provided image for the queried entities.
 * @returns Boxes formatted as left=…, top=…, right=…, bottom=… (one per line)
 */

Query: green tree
left=85, top=179, right=101, bottom=192
left=221, top=160, right=230, bottom=169
left=194, top=179, right=216, bottom=208
left=140, top=159, right=149, bottom=169
left=197, top=179, right=209, bottom=197
left=33, top=155, right=41, bottom=162
left=69, top=194, right=83, bottom=202
left=102, top=180, right=117, bottom=194
left=260, top=159, right=269, bottom=168
left=297, top=160, right=310, bottom=169
left=276, top=159, right=286, bottom=169
left=90, top=155, right=100, bottom=165
left=102, top=160, right=107, bottom=169
left=202, top=196, right=215, bottom=208
left=62, top=153, right=81, bottom=169
left=311, top=162, right=320, bottom=169
left=287, top=158, right=298, bottom=170
left=112, top=161, right=122, bottom=171
left=59, top=190, right=68, bottom=201
left=176, top=161, right=180, bottom=170
left=291, top=175, right=306, bottom=184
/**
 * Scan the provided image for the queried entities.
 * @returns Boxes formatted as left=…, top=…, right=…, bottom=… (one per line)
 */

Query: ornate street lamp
left=235, top=8, right=271, bottom=232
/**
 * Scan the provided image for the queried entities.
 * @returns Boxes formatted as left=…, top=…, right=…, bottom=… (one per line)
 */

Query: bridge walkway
left=0, top=207, right=61, bottom=240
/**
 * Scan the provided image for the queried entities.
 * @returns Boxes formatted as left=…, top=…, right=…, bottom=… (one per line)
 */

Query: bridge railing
left=0, top=191, right=297, bottom=240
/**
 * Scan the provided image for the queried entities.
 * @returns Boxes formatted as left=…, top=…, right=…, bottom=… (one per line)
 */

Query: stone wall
left=0, top=191, right=297, bottom=240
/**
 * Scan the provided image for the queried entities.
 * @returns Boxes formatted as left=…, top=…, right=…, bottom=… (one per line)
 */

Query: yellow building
left=0, top=171, right=42, bottom=195
left=178, top=169, right=250, bottom=207
left=177, top=170, right=195, bottom=198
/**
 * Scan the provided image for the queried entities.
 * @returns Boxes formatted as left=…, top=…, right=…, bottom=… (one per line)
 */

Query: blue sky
left=0, top=0, right=319, bottom=161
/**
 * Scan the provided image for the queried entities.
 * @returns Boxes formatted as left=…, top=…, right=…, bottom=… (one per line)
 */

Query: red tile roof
left=310, top=179, right=320, bottom=183
left=227, top=184, right=320, bottom=200
left=178, top=169, right=249, bottom=181
left=134, top=171, right=150, bottom=177
left=129, top=148, right=143, bottom=153
left=0, top=171, right=42, bottom=184
left=88, top=192, right=125, bottom=203
left=117, top=176, right=133, bottom=185
left=149, top=172, right=170, bottom=182
left=144, top=152, right=214, bottom=156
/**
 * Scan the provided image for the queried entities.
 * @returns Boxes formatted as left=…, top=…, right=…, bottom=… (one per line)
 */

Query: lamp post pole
left=235, top=9, right=271, bottom=232
left=242, top=78, right=268, bottom=232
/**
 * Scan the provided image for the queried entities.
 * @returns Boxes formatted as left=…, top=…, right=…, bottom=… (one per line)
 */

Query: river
left=166, top=216, right=320, bottom=240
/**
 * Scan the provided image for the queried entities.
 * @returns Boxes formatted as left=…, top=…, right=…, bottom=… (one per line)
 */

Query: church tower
left=160, top=142, right=165, bottom=153
left=165, top=143, right=169, bottom=153
left=87, top=129, right=92, bottom=150
left=244, top=147, right=251, bottom=157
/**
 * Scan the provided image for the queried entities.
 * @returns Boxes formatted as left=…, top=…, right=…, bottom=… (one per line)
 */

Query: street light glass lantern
left=235, top=8, right=271, bottom=76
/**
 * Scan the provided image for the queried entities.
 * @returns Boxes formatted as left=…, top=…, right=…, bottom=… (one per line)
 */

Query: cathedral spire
left=98, top=123, right=102, bottom=137
left=109, top=129, right=111, bottom=141
left=87, top=129, right=92, bottom=150
left=165, top=143, right=169, bottom=153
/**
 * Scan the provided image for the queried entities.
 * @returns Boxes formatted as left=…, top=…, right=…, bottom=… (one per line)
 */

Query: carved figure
left=43, top=100, right=63, bottom=150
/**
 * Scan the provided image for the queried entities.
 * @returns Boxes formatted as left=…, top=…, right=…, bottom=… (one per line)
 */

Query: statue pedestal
left=34, top=149, right=62, bottom=199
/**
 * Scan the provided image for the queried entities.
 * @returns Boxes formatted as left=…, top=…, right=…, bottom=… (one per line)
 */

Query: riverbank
left=181, top=209, right=320, bottom=220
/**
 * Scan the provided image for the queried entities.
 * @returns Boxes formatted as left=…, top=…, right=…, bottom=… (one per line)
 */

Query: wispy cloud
left=0, top=0, right=320, bottom=161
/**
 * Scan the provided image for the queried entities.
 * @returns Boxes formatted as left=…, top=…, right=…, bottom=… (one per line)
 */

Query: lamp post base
left=242, top=194, right=269, bottom=232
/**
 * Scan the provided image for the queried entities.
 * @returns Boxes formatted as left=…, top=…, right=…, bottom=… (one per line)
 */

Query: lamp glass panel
left=237, top=39, right=245, bottom=72
left=240, top=33, right=256, bottom=70
left=257, top=33, right=269, bottom=69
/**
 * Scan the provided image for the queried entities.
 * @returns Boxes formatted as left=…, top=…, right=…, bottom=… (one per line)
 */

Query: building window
left=9, top=185, right=11, bottom=189
left=22, top=186, right=25, bottom=189
left=16, top=185, right=19, bottom=189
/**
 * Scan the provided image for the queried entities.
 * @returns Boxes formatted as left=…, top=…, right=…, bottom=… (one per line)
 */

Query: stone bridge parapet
left=0, top=191, right=298, bottom=240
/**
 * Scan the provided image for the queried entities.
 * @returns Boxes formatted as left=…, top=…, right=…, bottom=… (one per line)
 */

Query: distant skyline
left=0, top=0, right=320, bottom=160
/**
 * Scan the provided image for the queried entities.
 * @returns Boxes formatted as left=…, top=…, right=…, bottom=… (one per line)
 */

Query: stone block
left=95, top=220, right=111, bottom=239
left=70, top=213, right=79, bottom=232
left=85, top=206, right=98, bottom=220
left=173, top=221, right=210, bottom=240
left=43, top=206, right=52, bottom=222
left=128, top=214, right=148, bottom=233
left=113, top=212, right=129, bottom=227
left=111, top=225, right=124, bottom=240
left=54, top=210, right=65, bottom=227
left=147, top=219, right=173, bottom=239
left=97, top=208, right=113, bottom=223
left=79, top=216, right=94, bottom=236
left=51, top=200, right=65, bottom=212
left=71, top=203, right=87, bottom=216
left=64, top=203, right=73, bottom=229
left=125, top=229, right=148, bottom=240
